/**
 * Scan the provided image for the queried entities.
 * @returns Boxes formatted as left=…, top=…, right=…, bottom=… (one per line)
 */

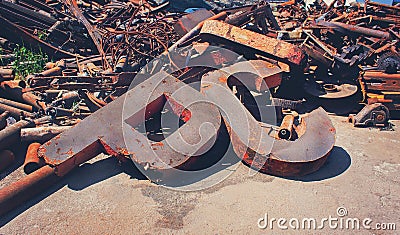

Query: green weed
left=11, top=45, right=48, bottom=80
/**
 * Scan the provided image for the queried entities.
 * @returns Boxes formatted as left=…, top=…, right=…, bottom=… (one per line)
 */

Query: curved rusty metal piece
left=201, top=62, right=336, bottom=176
left=38, top=71, right=221, bottom=176
left=24, top=142, right=45, bottom=174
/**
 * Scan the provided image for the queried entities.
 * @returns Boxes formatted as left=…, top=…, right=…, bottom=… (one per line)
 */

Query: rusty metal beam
left=200, top=20, right=306, bottom=66
left=363, top=71, right=400, bottom=91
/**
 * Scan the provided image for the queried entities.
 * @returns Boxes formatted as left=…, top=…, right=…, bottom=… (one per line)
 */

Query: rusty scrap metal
left=173, top=9, right=215, bottom=36
left=0, top=81, right=46, bottom=110
left=348, top=103, right=390, bottom=127
left=0, top=98, right=34, bottom=113
left=200, top=20, right=306, bottom=66
left=0, top=116, right=51, bottom=149
left=0, top=102, right=35, bottom=120
left=0, top=119, right=34, bottom=149
left=24, top=142, right=45, bottom=174
left=278, top=114, right=295, bottom=140
left=317, top=20, right=391, bottom=39
left=362, top=71, right=400, bottom=91
left=0, top=165, right=61, bottom=216
left=21, top=126, right=72, bottom=143
left=0, top=68, right=14, bottom=81
left=200, top=62, right=335, bottom=176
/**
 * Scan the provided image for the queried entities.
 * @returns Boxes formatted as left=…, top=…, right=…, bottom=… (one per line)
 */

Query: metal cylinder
left=0, top=119, right=33, bottom=150
left=0, top=82, right=45, bottom=110
left=24, top=143, right=45, bottom=174
left=0, top=68, right=15, bottom=81
left=21, top=126, right=72, bottom=143
left=318, top=21, right=391, bottom=39
left=38, top=66, right=62, bottom=77
left=0, top=165, right=60, bottom=216
left=0, top=98, right=34, bottom=112
left=0, top=150, right=15, bottom=172
left=62, top=69, right=78, bottom=77
left=278, top=115, right=295, bottom=140
left=0, top=102, right=34, bottom=120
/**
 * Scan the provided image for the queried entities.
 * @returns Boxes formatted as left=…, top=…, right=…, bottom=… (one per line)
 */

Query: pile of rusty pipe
left=0, top=150, right=14, bottom=172
left=0, top=165, right=60, bottom=216
left=0, top=102, right=34, bottom=120
left=0, top=119, right=33, bottom=149
left=24, top=142, right=45, bottom=174
left=0, top=82, right=46, bottom=110
left=0, top=98, right=34, bottom=112
left=0, top=111, right=10, bottom=130
left=21, top=126, right=72, bottom=143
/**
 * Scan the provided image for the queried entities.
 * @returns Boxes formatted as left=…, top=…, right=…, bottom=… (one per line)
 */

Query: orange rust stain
left=218, top=76, right=228, bottom=83
left=116, top=147, right=129, bottom=155
left=66, top=148, right=74, bottom=156
left=151, top=142, right=164, bottom=147
left=181, top=109, right=191, bottom=122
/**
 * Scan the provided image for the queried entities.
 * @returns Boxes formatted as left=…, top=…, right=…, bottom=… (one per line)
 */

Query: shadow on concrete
left=0, top=144, right=350, bottom=226
left=67, top=157, right=147, bottom=191
left=284, top=146, right=351, bottom=182
left=0, top=157, right=147, bottom=228
left=0, top=143, right=29, bottom=181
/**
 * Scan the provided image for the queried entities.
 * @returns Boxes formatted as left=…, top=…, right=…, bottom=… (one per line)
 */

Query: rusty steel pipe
left=0, top=80, right=26, bottom=89
left=0, top=111, right=10, bottom=130
left=0, top=98, right=34, bottom=112
left=0, top=119, right=33, bottom=150
left=24, top=143, right=45, bottom=174
left=317, top=21, right=391, bottom=39
left=38, top=66, right=63, bottom=77
left=0, top=68, right=14, bottom=80
left=0, top=150, right=15, bottom=172
left=0, top=165, right=60, bottom=216
left=0, top=82, right=45, bottom=110
left=278, top=115, right=295, bottom=140
left=21, top=126, right=72, bottom=143
left=0, top=102, right=34, bottom=120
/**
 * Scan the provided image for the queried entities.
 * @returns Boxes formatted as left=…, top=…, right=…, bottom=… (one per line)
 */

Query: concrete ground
left=0, top=115, right=399, bottom=234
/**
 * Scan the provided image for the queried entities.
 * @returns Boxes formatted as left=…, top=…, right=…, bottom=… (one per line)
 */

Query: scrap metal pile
left=0, top=0, right=398, bottom=216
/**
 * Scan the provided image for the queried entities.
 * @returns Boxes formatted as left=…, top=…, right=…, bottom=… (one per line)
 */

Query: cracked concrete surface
left=0, top=115, right=399, bottom=234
